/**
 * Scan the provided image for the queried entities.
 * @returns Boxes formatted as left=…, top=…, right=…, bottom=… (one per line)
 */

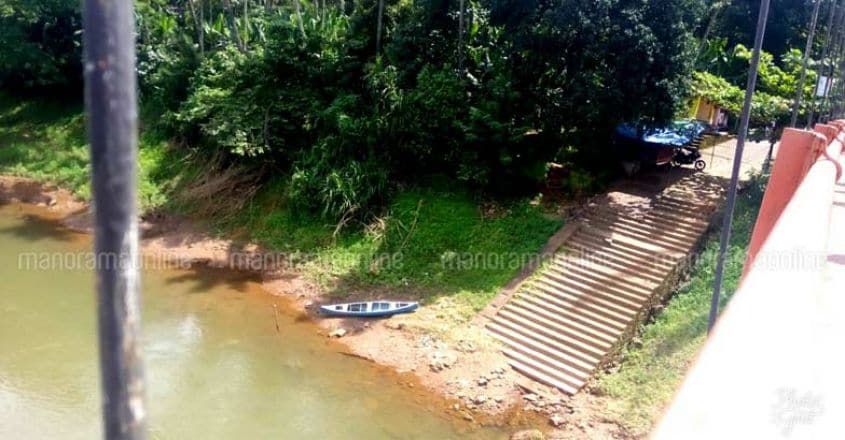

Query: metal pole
left=825, top=25, right=845, bottom=120
left=822, top=6, right=845, bottom=121
left=808, top=0, right=839, bottom=127
left=707, top=0, right=771, bottom=333
left=790, top=0, right=823, bottom=127
left=83, top=0, right=147, bottom=436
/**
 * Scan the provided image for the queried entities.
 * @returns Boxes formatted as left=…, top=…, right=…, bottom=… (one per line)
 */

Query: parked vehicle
left=319, top=301, right=419, bottom=318
left=672, top=144, right=706, bottom=171
left=614, top=119, right=709, bottom=175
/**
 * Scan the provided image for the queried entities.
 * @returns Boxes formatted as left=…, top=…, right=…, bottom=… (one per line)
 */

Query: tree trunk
left=376, top=0, right=385, bottom=56
left=225, top=0, right=245, bottom=51
left=293, top=0, right=306, bottom=39
left=698, top=1, right=729, bottom=56
left=243, top=0, right=249, bottom=48
left=457, top=0, right=465, bottom=71
left=187, top=0, right=205, bottom=56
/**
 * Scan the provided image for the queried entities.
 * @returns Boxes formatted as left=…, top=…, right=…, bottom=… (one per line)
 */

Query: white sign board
left=816, top=75, right=831, bottom=97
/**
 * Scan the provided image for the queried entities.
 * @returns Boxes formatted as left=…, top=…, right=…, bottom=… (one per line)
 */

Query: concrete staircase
left=487, top=179, right=723, bottom=394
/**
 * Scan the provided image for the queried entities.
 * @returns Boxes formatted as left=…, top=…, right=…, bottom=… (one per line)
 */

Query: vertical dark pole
left=808, top=0, right=839, bottom=127
left=375, top=0, right=384, bottom=56
left=822, top=7, right=845, bottom=121
left=708, top=0, right=771, bottom=333
left=83, top=0, right=146, bottom=436
left=790, top=0, right=823, bottom=127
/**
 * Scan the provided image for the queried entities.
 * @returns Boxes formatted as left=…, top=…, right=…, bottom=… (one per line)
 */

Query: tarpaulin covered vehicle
left=613, top=120, right=708, bottom=176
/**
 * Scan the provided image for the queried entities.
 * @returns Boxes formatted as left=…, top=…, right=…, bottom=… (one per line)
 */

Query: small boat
left=319, top=300, right=419, bottom=318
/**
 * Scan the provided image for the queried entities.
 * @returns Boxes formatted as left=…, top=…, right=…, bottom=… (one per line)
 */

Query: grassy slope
left=0, top=96, right=562, bottom=317
left=0, top=95, right=184, bottom=210
left=596, top=172, right=768, bottom=435
left=233, top=180, right=562, bottom=312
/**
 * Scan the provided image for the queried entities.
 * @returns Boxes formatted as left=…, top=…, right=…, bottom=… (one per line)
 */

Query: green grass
left=596, top=172, right=769, bottom=436
left=230, top=180, right=563, bottom=314
left=0, top=94, right=186, bottom=211
left=2, top=96, right=563, bottom=317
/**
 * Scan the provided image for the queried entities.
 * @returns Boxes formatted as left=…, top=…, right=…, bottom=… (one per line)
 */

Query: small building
left=689, top=96, right=729, bottom=129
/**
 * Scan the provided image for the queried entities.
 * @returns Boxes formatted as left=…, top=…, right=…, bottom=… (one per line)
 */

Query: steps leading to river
left=486, top=175, right=724, bottom=394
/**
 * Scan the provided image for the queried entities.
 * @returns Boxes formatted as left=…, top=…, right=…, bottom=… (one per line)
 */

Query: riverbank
left=1, top=95, right=772, bottom=438
left=0, top=163, right=771, bottom=439
left=0, top=174, right=561, bottom=431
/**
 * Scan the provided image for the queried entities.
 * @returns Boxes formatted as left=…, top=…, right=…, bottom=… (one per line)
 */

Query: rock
left=456, top=339, right=477, bottom=353
left=428, top=351, right=458, bottom=372
left=510, top=429, right=545, bottom=440
left=477, top=377, right=489, bottom=386
left=523, top=393, right=538, bottom=402
left=473, top=395, right=488, bottom=405
left=47, top=196, right=57, bottom=207
left=494, top=396, right=504, bottom=403
left=549, top=414, right=566, bottom=427
left=461, top=411, right=475, bottom=422
left=329, top=328, right=347, bottom=338
left=385, top=320, right=405, bottom=330
left=453, top=404, right=461, bottom=411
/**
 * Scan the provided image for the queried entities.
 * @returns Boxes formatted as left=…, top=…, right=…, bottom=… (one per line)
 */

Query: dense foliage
left=3, top=0, right=835, bottom=218
left=0, top=0, right=82, bottom=91
left=1, top=0, right=710, bottom=218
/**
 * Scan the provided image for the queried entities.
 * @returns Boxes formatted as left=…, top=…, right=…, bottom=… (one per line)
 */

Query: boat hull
left=319, top=302, right=419, bottom=318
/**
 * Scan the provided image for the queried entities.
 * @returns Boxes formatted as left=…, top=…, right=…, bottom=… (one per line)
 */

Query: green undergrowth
left=0, top=94, right=187, bottom=211
left=229, top=180, right=563, bottom=313
left=596, top=171, right=769, bottom=436
left=2, top=96, right=564, bottom=317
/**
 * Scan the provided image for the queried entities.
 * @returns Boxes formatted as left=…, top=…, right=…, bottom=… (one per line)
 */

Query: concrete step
left=503, top=354, right=582, bottom=395
left=487, top=321, right=594, bottom=379
left=578, top=224, right=687, bottom=258
left=506, top=300, right=615, bottom=351
left=556, top=250, right=664, bottom=285
left=495, top=308, right=605, bottom=362
left=487, top=182, right=720, bottom=395
left=563, top=240, right=670, bottom=280
left=582, top=218, right=692, bottom=254
left=551, top=256, right=660, bottom=291
left=541, top=268, right=650, bottom=308
left=586, top=213, right=700, bottom=244
left=490, top=316, right=600, bottom=371
left=517, top=293, right=623, bottom=339
left=502, top=346, right=587, bottom=392
left=531, top=277, right=640, bottom=321
left=545, top=261, right=656, bottom=298
left=568, top=232, right=677, bottom=278
left=523, top=287, right=631, bottom=332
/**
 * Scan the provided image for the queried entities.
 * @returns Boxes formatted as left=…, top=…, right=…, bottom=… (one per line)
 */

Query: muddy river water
left=0, top=204, right=505, bottom=439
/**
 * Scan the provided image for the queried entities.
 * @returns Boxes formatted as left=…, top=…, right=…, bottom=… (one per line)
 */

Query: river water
left=0, top=204, right=504, bottom=439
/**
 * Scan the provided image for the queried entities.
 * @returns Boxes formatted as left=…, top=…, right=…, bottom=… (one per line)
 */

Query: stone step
left=488, top=321, right=594, bottom=380
left=506, top=300, right=615, bottom=351
left=531, top=277, right=640, bottom=321
left=522, top=287, right=631, bottom=332
left=563, top=240, right=670, bottom=280
left=503, top=354, right=582, bottom=395
left=541, top=268, right=650, bottom=309
left=490, top=316, right=599, bottom=372
left=517, top=293, right=623, bottom=339
left=586, top=213, right=700, bottom=244
left=545, top=261, right=657, bottom=298
left=495, top=309, right=605, bottom=363
left=582, top=218, right=692, bottom=254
